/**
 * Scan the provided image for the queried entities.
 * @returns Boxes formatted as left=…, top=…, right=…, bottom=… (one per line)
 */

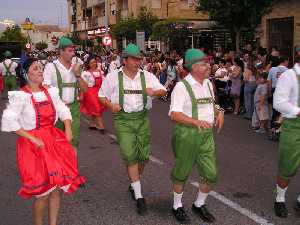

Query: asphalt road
left=1, top=99, right=300, bottom=225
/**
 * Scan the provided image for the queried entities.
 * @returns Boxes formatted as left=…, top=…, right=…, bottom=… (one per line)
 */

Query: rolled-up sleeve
left=274, top=72, right=300, bottom=116
left=169, top=82, right=186, bottom=115
left=1, top=92, right=26, bottom=132
left=147, top=72, right=167, bottom=91
left=99, top=74, right=113, bottom=100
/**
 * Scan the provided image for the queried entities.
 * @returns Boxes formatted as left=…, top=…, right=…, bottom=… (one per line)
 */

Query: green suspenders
left=181, top=79, right=215, bottom=120
left=53, top=63, right=78, bottom=100
left=118, top=70, right=147, bottom=110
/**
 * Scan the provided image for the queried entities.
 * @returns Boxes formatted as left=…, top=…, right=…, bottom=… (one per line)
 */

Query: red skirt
left=16, top=126, right=86, bottom=199
left=0, top=75, right=4, bottom=92
left=80, top=86, right=105, bottom=116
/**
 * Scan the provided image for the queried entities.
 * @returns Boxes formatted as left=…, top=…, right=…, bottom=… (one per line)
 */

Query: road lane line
left=82, top=119, right=274, bottom=225
left=190, top=181, right=273, bottom=225
left=149, top=156, right=164, bottom=165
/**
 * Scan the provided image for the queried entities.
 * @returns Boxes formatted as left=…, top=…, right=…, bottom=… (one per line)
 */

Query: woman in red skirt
left=80, top=55, right=106, bottom=133
left=1, top=58, right=85, bottom=225
left=0, top=70, right=4, bottom=97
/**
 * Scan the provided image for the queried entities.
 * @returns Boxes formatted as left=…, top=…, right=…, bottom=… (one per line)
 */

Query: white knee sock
left=173, top=192, right=183, bottom=210
left=276, top=185, right=287, bottom=203
left=131, top=181, right=143, bottom=200
left=194, top=190, right=209, bottom=207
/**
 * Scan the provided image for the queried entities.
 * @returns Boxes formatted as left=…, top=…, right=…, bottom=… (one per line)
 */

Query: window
left=152, top=0, right=161, bottom=9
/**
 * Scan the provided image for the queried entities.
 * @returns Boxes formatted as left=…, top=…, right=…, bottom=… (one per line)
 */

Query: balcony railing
left=86, top=0, right=105, bottom=8
left=92, top=16, right=105, bottom=28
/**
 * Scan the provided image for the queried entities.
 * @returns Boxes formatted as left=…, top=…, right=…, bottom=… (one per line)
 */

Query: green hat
left=184, top=48, right=206, bottom=71
left=122, top=43, right=142, bottom=59
left=58, top=37, right=74, bottom=49
left=296, top=44, right=300, bottom=52
left=3, top=50, right=12, bottom=58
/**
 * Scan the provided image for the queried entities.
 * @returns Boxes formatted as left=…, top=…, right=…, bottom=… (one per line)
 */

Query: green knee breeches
left=171, top=124, right=218, bottom=185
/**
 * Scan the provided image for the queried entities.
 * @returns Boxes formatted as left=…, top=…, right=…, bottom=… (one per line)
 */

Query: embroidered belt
left=124, top=90, right=143, bottom=94
left=197, top=98, right=214, bottom=104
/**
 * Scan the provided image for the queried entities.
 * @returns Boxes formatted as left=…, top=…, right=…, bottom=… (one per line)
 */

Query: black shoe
left=172, top=207, right=191, bottom=224
left=136, top=198, right=147, bottom=215
left=294, top=201, right=300, bottom=217
left=128, top=185, right=135, bottom=200
left=274, top=202, right=288, bottom=218
left=192, top=204, right=216, bottom=223
left=89, top=126, right=97, bottom=130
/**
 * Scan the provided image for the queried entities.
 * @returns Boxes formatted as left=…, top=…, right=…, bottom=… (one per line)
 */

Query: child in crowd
left=252, top=72, right=269, bottom=134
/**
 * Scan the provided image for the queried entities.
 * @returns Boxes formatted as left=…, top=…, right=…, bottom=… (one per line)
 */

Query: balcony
left=87, top=0, right=105, bottom=8
left=92, top=16, right=105, bottom=28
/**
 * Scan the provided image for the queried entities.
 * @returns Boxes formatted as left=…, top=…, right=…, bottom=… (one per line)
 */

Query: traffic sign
left=102, top=35, right=112, bottom=46
left=25, top=43, right=31, bottom=49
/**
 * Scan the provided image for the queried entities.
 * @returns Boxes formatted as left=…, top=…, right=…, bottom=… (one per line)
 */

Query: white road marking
left=193, top=182, right=273, bottom=225
left=82, top=119, right=274, bottom=224
left=149, top=156, right=164, bottom=165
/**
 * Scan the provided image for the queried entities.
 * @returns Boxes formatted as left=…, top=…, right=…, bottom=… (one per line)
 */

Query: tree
left=111, top=17, right=139, bottom=42
left=152, top=18, right=191, bottom=54
left=137, top=7, right=159, bottom=40
left=0, top=26, right=28, bottom=44
left=35, top=41, right=48, bottom=51
left=196, top=0, right=275, bottom=50
left=111, top=7, right=159, bottom=43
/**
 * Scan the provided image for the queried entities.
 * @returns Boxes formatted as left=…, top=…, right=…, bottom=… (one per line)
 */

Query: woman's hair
left=20, top=57, right=38, bottom=88
left=85, top=54, right=97, bottom=70
left=23, top=57, right=38, bottom=74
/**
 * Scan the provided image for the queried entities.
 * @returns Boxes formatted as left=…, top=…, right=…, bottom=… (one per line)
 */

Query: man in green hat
left=273, top=45, right=300, bottom=218
left=99, top=43, right=166, bottom=215
left=169, top=48, right=224, bottom=223
left=43, top=37, right=88, bottom=148
left=0, top=50, right=18, bottom=96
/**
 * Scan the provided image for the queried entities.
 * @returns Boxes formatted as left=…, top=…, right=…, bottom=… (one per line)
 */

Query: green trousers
left=279, top=117, right=300, bottom=180
left=171, top=124, right=217, bottom=185
left=113, top=110, right=150, bottom=165
left=4, top=76, right=17, bottom=94
left=56, top=101, right=81, bottom=147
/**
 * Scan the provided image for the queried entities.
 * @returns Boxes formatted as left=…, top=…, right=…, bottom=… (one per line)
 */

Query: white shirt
left=109, top=61, right=118, bottom=73
left=169, top=74, right=215, bottom=124
left=1, top=87, right=72, bottom=132
left=0, top=59, right=18, bottom=76
left=43, top=59, right=77, bottom=104
left=72, top=57, right=84, bottom=65
left=274, top=63, right=300, bottom=118
left=99, top=68, right=166, bottom=113
left=81, top=70, right=104, bottom=88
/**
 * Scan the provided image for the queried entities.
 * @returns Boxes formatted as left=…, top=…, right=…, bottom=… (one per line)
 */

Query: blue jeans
left=244, top=83, right=256, bottom=119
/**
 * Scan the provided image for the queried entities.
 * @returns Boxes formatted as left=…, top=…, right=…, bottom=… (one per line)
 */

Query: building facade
left=67, top=0, right=212, bottom=50
left=22, top=25, right=67, bottom=51
left=260, top=0, right=300, bottom=60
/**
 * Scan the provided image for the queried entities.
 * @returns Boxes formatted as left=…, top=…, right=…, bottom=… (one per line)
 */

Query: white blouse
left=1, top=87, right=72, bottom=132
left=81, top=70, right=104, bottom=88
